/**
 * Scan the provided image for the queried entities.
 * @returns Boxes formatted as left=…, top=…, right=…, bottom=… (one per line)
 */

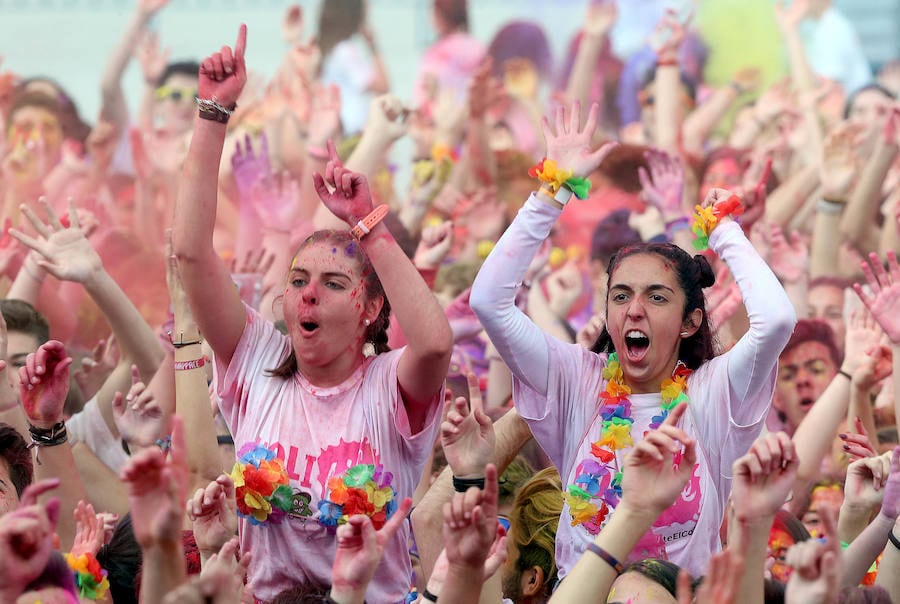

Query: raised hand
left=137, top=0, right=169, bottom=18
left=198, top=24, right=248, bottom=109
left=113, top=364, right=165, bottom=449
left=186, top=474, right=238, bottom=557
left=638, top=149, right=685, bottom=221
left=583, top=0, right=617, bottom=37
left=576, top=314, right=605, bottom=349
left=120, top=415, right=189, bottom=548
left=544, top=260, right=584, bottom=319
left=846, top=312, right=891, bottom=390
left=731, top=432, right=798, bottom=522
left=73, top=336, right=119, bottom=401
left=18, top=340, right=72, bottom=428
left=620, top=402, right=697, bottom=517
left=281, top=4, right=304, bottom=45
left=231, top=133, right=271, bottom=199
left=308, top=83, right=342, bottom=149
left=163, top=537, right=249, bottom=604
left=413, top=221, right=454, bottom=270
left=785, top=503, right=841, bottom=604
left=767, top=222, right=808, bottom=283
left=137, top=31, right=171, bottom=87
left=775, top=0, right=811, bottom=31
left=542, top=101, right=617, bottom=179
left=0, top=481, right=60, bottom=599
left=468, top=58, right=504, bottom=121
left=677, top=549, right=743, bottom=604
left=426, top=524, right=508, bottom=596
left=821, top=123, right=860, bottom=201
left=311, top=140, right=374, bottom=224
left=650, top=8, right=689, bottom=62
left=330, top=497, right=412, bottom=599
left=441, top=374, right=495, bottom=479
left=70, top=499, right=105, bottom=557
left=854, top=251, right=900, bottom=344
left=880, top=447, right=900, bottom=520
left=839, top=418, right=878, bottom=461
left=843, top=453, right=891, bottom=515
left=10, top=197, right=102, bottom=284
left=442, top=463, right=500, bottom=568
left=365, top=94, right=409, bottom=144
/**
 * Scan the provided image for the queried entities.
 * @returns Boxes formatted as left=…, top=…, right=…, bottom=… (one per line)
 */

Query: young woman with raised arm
left=470, top=100, right=796, bottom=579
left=171, top=25, right=452, bottom=603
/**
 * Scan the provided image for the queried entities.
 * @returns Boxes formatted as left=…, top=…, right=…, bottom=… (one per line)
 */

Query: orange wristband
left=351, top=205, right=389, bottom=240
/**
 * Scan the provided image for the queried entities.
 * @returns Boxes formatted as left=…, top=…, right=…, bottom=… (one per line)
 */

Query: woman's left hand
left=312, top=140, right=375, bottom=224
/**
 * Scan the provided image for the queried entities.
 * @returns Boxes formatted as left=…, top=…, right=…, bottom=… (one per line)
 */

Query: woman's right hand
left=198, top=24, right=247, bottom=109
left=855, top=251, right=900, bottom=345
left=541, top=101, right=617, bottom=179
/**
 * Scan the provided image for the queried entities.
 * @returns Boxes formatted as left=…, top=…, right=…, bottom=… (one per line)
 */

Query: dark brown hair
left=267, top=231, right=391, bottom=378
left=0, top=422, right=32, bottom=497
left=1, top=299, right=49, bottom=345
left=592, top=243, right=717, bottom=370
left=434, top=0, right=469, bottom=32
left=781, top=319, right=841, bottom=369
left=317, top=0, right=365, bottom=59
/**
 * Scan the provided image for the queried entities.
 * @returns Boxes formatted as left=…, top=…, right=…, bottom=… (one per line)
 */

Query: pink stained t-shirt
left=512, top=336, right=773, bottom=579
left=213, top=306, right=441, bottom=603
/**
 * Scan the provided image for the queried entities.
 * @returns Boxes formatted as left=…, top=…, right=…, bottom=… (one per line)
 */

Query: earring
left=680, top=331, right=689, bottom=337
left=364, top=319, right=371, bottom=326
left=363, top=341, right=376, bottom=357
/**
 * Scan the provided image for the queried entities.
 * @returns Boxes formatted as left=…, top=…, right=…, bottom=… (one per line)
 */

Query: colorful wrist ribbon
left=318, top=462, right=398, bottom=531
left=65, top=552, right=110, bottom=601
left=529, top=158, right=592, bottom=200
left=691, top=194, right=744, bottom=250
left=230, top=444, right=294, bottom=525
left=564, top=352, right=692, bottom=535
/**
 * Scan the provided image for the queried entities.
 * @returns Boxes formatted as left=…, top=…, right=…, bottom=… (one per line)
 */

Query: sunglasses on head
left=154, top=85, right=198, bottom=103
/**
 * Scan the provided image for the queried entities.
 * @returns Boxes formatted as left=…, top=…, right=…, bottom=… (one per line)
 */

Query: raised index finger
left=234, top=24, right=248, bottom=61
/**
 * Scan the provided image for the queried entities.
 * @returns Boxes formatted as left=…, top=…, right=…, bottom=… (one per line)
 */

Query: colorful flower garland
left=318, top=463, right=398, bottom=531
left=230, top=444, right=294, bottom=526
left=565, top=352, right=692, bottom=534
left=691, top=194, right=744, bottom=250
left=65, top=552, right=110, bottom=601
left=529, top=158, right=592, bottom=200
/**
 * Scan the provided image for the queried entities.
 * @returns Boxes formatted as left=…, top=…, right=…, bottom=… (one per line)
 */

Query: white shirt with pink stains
left=213, top=306, right=440, bottom=603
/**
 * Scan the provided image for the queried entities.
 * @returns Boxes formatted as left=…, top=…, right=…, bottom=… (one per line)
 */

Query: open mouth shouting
left=299, top=320, right=320, bottom=337
left=624, top=330, right=650, bottom=363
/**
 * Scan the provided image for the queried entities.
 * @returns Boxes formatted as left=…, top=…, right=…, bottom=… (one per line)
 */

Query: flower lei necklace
left=564, top=352, right=692, bottom=534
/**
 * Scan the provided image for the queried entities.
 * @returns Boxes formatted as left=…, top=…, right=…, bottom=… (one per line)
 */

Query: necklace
left=564, top=352, right=692, bottom=534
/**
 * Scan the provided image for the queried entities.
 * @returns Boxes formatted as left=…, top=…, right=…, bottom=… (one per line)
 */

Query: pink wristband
left=174, top=356, right=208, bottom=371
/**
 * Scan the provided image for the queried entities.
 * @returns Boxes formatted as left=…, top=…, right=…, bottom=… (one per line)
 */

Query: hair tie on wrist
left=422, top=588, right=439, bottom=602
left=27, top=421, right=68, bottom=464
left=691, top=195, right=744, bottom=250
left=452, top=476, right=485, bottom=492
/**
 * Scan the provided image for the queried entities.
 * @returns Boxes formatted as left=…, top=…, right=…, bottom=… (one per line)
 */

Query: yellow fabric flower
left=693, top=204, right=718, bottom=236
left=565, top=493, right=599, bottom=526
left=535, top=159, right=573, bottom=192
left=598, top=422, right=633, bottom=450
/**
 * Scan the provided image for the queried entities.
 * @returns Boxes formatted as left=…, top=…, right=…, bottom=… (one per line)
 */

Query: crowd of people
left=2, top=0, right=900, bottom=602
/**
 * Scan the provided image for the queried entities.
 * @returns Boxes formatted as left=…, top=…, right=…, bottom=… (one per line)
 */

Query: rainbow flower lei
left=318, top=463, right=397, bottom=531
left=528, top=158, right=592, bottom=200
left=65, top=552, right=110, bottom=601
left=565, top=352, right=692, bottom=534
left=230, top=444, right=294, bottom=526
left=691, top=194, right=744, bottom=250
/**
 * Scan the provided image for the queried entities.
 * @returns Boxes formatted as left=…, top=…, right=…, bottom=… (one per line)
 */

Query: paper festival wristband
left=690, top=194, right=744, bottom=251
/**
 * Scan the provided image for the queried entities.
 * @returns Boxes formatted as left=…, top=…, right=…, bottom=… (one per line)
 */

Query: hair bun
left=694, top=254, right=716, bottom=288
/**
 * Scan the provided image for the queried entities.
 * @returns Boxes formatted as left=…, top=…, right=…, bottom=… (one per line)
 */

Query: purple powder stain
left=345, top=242, right=358, bottom=256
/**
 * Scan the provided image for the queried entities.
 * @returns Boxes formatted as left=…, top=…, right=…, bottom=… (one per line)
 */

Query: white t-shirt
left=320, top=37, right=377, bottom=135
left=214, top=306, right=440, bottom=603
left=66, top=396, right=129, bottom=474
left=800, top=7, right=872, bottom=94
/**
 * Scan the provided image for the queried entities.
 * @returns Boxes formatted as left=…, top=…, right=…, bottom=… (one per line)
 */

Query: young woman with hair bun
left=471, top=100, right=796, bottom=579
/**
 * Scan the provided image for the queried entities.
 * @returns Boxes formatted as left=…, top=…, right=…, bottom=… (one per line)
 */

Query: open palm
left=855, top=251, right=900, bottom=344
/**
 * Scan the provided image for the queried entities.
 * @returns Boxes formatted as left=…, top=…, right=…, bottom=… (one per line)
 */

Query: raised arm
left=311, top=142, right=452, bottom=428
left=563, top=2, right=616, bottom=108
left=470, top=101, right=616, bottom=395
left=651, top=9, right=688, bottom=154
left=682, top=67, right=760, bottom=156
left=99, top=0, right=169, bottom=128
left=706, top=192, right=797, bottom=422
left=172, top=26, right=249, bottom=366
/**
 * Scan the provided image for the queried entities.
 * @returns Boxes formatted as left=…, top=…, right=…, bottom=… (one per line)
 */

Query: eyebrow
left=290, top=268, right=352, bottom=281
left=610, top=283, right=676, bottom=294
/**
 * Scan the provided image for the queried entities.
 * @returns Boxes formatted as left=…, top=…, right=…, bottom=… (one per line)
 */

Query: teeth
left=626, top=330, right=647, bottom=339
